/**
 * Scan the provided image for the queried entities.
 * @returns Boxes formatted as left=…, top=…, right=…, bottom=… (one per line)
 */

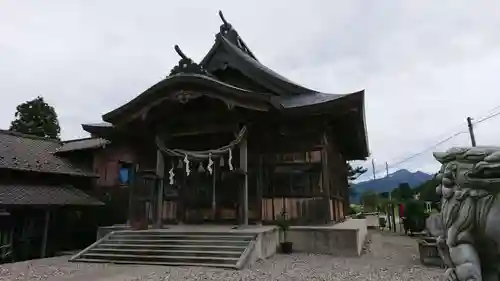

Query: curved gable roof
left=102, top=73, right=275, bottom=124
left=201, top=21, right=317, bottom=96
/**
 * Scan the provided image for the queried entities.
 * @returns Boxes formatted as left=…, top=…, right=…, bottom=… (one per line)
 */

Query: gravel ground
left=0, top=230, right=444, bottom=281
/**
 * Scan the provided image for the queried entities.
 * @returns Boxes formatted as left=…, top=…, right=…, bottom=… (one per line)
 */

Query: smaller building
left=0, top=130, right=103, bottom=263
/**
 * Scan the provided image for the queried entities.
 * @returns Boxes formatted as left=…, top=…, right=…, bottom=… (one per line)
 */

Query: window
left=118, top=162, right=132, bottom=185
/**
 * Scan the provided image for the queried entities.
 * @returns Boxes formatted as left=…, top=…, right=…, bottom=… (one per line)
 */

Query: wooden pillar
left=212, top=164, right=217, bottom=220
left=239, top=138, right=249, bottom=226
left=256, top=155, right=263, bottom=225
left=40, top=209, right=50, bottom=258
left=155, top=150, right=165, bottom=229
left=177, top=168, right=186, bottom=224
left=127, top=163, right=138, bottom=226
left=321, top=134, right=332, bottom=224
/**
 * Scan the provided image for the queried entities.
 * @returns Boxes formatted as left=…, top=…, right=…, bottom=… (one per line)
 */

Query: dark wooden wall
left=259, top=141, right=348, bottom=224
left=92, top=144, right=136, bottom=187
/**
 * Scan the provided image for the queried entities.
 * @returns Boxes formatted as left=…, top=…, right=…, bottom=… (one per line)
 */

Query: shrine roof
left=201, top=35, right=316, bottom=96
left=273, top=90, right=364, bottom=114
left=101, top=11, right=365, bottom=122
left=102, top=73, right=275, bottom=123
left=85, top=11, right=369, bottom=160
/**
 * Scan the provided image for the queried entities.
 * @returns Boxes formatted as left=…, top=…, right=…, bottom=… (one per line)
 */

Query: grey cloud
left=2, top=0, right=500, bottom=176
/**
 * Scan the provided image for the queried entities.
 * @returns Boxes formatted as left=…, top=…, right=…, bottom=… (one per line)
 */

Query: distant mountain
left=350, top=169, right=433, bottom=203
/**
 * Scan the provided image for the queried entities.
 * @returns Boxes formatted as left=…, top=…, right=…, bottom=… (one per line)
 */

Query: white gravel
left=0, top=230, right=444, bottom=281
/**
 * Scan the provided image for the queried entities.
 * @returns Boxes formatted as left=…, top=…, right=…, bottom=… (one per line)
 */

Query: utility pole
left=371, top=159, right=376, bottom=180
left=467, top=117, right=477, bottom=147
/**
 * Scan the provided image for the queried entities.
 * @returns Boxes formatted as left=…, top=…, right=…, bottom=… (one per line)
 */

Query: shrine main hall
left=82, top=11, right=369, bottom=229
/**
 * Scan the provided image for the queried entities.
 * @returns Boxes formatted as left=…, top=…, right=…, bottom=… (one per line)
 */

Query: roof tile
left=0, top=184, right=103, bottom=206
left=0, top=130, right=95, bottom=177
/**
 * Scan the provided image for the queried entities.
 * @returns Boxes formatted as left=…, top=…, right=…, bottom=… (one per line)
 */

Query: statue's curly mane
left=434, top=147, right=500, bottom=187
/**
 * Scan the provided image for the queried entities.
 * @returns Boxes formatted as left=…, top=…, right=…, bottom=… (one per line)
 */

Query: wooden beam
left=169, top=123, right=236, bottom=137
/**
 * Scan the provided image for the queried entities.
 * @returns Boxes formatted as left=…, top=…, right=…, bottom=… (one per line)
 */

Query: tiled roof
left=56, top=137, right=109, bottom=153
left=0, top=130, right=95, bottom=177
left=0, top=184, right=103, bottom=206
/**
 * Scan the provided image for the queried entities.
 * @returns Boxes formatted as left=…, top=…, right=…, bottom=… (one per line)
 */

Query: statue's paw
left=455, top=263, right=482, bottom=281
left=444, top=268, right=459, bottom=281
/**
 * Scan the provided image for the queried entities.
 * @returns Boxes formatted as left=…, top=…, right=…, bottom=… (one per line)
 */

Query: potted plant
left=276, top=212, right=293, bottom=254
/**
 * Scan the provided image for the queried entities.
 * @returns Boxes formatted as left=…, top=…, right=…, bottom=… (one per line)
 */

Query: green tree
left=379, top=192, right=390, bottom=199
left=360, top=190, right=379, bottom=212
left=391, top=182, right=414, bottom=201
left=348, top=163, right=367, bottom=181
left=414, top=177, right=440, bottom=208
left=9, top=96, right=61, bottom=139
left=347, top=163, right=367, bottom=197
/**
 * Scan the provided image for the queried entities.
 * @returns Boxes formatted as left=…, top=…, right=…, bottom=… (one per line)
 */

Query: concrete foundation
left=365, top=214, right=380, bottom=229
left=95, top=219, right=367, bottom=266
left=287, top=219, right=368, bottom=256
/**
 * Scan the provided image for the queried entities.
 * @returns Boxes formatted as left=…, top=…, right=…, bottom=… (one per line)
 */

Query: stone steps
left=103, top=239, right=250, bottom=246
left=70, top=230, right=257, bottom=269
left=111, top=234, right=253, bottom=240
left=98, top=243, right=247, bottom=252
left=90, top=248, right=243, bottom=257
left=74, top=258, right=237, bottom=268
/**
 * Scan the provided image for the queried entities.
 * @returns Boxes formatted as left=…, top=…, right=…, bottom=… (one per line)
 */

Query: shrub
left=404, top=200, right=428, bottom=233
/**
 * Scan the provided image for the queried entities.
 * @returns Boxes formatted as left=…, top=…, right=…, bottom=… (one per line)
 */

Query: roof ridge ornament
left=169, top=45, right=214, bottom=77
left=174, top=45, right=189, bottom=60
left=217, top=11, right=257, bottom=61
left=219, top=10, right=232, bottom=34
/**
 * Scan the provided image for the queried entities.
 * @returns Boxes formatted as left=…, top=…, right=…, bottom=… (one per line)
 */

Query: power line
left=425, top=103, right=500, bottom=143
left=474, top=110, right=500, bottom=125
left=376, top=131, right=466, bottom=174
left=364, top=103, right=500, bottom=177
left=475, top=104, right=500, bottom=121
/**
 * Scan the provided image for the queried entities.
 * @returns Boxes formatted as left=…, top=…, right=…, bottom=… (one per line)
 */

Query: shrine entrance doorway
left=167, top=162, right=244, bottom=225
left=159, top=127, right=247, bottom=226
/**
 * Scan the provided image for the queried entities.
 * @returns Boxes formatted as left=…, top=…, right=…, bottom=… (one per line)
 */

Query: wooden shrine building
left=83, top=11, right=369, bottom=228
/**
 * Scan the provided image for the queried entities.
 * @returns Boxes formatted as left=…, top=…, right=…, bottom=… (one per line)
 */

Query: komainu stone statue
left=434, top=146, right=500, bottom=281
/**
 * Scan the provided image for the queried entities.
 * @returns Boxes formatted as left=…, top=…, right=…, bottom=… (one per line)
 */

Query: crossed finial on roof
left=174, top=45, right=188, bottom=61
left=219, top=11, right=230, bottom=28
left=169, top=45, right=214, bottom=77
left=219, top=10, right=233, bottom=34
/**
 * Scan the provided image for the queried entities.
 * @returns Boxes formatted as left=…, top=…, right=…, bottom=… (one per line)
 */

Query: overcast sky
left=1, top=0, right=500, bottom=180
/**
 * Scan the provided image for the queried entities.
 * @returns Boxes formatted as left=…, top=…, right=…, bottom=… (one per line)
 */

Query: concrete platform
left=95, top=219, right=367, bottom=262
left=288, top=219, right=368, bottom=256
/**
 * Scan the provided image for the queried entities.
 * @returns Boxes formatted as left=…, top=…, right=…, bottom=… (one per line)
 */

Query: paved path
left=0, top=230, right=444, bottom=281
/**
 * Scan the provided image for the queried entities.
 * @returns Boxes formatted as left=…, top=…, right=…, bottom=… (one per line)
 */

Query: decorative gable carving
left=171, top=90, right=202, bottom=104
